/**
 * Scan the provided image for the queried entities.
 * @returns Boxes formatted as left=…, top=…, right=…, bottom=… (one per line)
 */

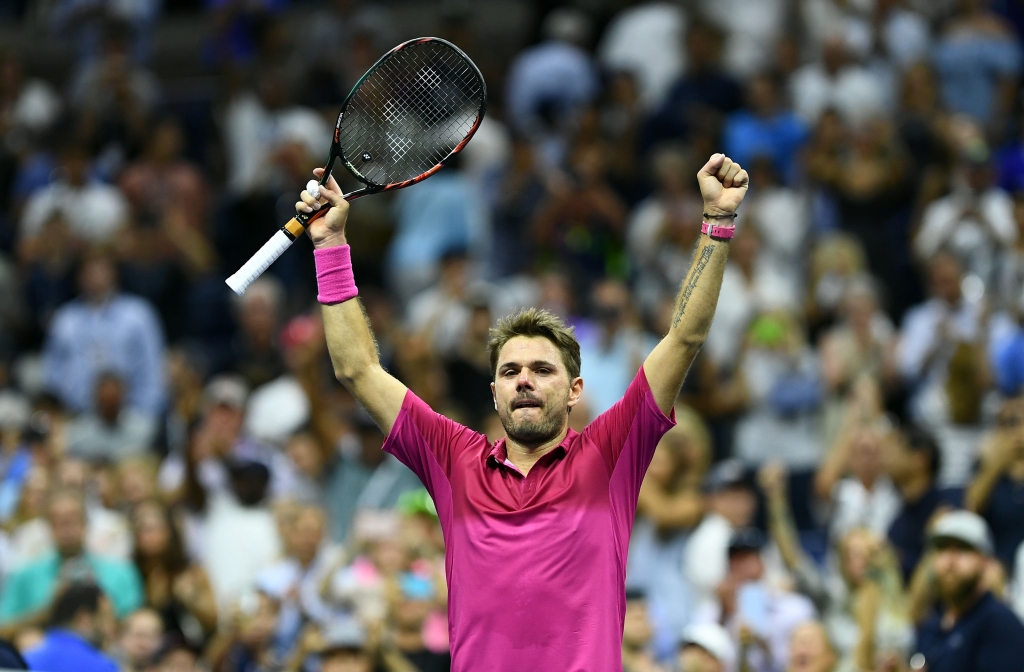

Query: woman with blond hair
left=628, top=405, right=711, bottom=660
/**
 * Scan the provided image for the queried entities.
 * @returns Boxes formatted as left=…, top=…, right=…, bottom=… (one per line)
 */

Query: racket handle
left=225, top=229, right=296, bottom=296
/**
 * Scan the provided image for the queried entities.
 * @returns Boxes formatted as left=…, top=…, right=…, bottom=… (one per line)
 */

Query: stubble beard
left=936, top=570, right=982, bottom=608
left=499, top=399, right=567, bottom=448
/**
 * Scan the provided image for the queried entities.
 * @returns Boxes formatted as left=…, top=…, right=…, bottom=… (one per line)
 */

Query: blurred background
left=2, top=0, right=1024, bottom=671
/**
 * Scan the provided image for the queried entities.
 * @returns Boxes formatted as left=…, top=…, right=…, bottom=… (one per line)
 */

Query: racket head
left=330, top=37, right=487, bottom=193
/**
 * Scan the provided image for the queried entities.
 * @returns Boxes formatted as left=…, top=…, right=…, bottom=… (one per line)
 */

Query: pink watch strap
left=701, top=221, right=736, bottom=240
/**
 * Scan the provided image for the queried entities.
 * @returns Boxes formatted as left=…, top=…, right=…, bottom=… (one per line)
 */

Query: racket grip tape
left=225, top=225, right=302, bottom=296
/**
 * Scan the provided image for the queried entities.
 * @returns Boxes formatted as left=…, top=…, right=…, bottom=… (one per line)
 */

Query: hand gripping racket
left=226, top=37, right=487, bottom=295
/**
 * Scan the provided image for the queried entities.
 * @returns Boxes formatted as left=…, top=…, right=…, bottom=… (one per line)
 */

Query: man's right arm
left=300, top=169, right=408, bottom=435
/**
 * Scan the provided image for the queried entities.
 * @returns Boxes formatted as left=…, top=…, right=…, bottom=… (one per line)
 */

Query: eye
left=537, top=368, right=550, bottom=374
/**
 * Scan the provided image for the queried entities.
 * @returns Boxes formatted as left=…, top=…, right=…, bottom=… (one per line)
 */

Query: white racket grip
left=225, top=230, right=295, bottom=296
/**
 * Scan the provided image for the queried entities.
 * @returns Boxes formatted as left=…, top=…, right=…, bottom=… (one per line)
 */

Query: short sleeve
left=382, top=390, right=479, bottom=499
left=583, top=366, right=675, bottom=478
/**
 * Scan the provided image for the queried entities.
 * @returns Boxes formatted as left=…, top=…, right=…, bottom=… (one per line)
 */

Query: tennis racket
left=226, top=37, right=487, bottom=295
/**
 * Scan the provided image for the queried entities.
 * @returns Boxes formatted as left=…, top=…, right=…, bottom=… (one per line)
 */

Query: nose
left=516, top=369, right=534, bottom=391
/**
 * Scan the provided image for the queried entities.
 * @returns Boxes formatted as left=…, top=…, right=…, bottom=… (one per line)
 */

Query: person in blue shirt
left=913, top=510, right=1024, bottom=672
left=23, top=582, right=119, bottom=672
left=723, top=73, right=808, bottom=185
left=41, top=247, right=166, bottom=416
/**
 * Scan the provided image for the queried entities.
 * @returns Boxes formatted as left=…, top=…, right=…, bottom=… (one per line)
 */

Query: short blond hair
left=488, top=308, right=581, bottom=381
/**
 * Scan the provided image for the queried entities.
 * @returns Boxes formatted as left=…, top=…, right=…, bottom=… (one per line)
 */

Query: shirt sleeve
left=583, top=366, right=675, bottom=487
left=382, top=390, right=480, bottom=500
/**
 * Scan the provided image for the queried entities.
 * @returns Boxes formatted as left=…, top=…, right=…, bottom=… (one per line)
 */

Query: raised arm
left=300, top=168, right=408, bottom=434
left=644, top=154, right=748, bottom=414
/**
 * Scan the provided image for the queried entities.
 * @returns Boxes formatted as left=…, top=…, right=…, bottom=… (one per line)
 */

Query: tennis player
left=297, top=153, right=748, bottom=671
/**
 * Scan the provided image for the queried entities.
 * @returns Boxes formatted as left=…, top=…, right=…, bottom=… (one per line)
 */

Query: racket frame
left=287, top=36, right=487, bottom=236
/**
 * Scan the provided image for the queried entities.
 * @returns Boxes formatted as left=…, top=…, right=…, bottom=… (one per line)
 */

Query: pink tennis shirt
left=382, top=366, right=675, bottom=672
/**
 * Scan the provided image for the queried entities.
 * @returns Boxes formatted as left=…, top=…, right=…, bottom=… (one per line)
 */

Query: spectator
left=504, top=8, right=599, bottom=141
left=684, top=460, right=758, bottom=613
left=762, top=463, right=913, bottom=670
left=886, top=426, right=950, bottom=581
left=230, top=277, right=287, bottom=391
left=578, top=279, right=658, bottom=415
left=159, top=375, right=293, bottom=505
left=131, top=499, right=218, bottom=645
left=740, top=156, right=811, bottom=290
left=256, top=504, right=337, bottom=656
left=42, top=247, right=166, bottom=415
left=898, top=252, right=991, bottom=485
left=912, top=509, right=1024, bottom=671
left=66, top=372, right=158, bottom=461
left=22, top=583, right=118, bottom=672
left=115, top=608, right=163, bottom=672
left=406, top=249, right=490, bottom=358
left=19, top=140, right=129, bottom=244
left=0, top=392, right=33, bottom=524
left=965, top=395, right=1024, bottom=572
left=732, top=310, right=824, bottom=472
left=819, top=278, right=899, bottom=418
left=645, top=19, right=742, bottom=151
left=387, top=572, right=450, bottom=672
left=486, top=135, right=548, bottom=279
left=914, top=149, right=1017, bottom=286
left=704, top=226, right=800, bottom=370
left=119, top=116, right=210, bottom=237
left=784, top=621, right=841, bottom=672
left=699, top=0, right=788, bottom=78
left=629, top=407, right=708, bottom=657
left=208, top=589, right=281, bottom=672
left=223, top=69, right=331, bottom=196
left=814, top=422, right=902, bottom=543
left=628, top=145, right=704, bottom=315
left=597, top=2, right=686, bottom=110
left=790, top=33, right=891, bottom=128
left=693, top=528, right=816, bottom=672
left=144, top=638, right=203, bottom=672
left=309, top=407, right=421, bottom=544
left=933, top=0, right=1022, bottom=130
left=677, top=622, right=735, bottom=672
left=386, top=159, right=489, bottom=303
left=0, top=489, right=143, bottom=622
left=0, top=49, right=62, bottom=142
left=621, top=588, right=665, bottom=672
left=202, top=459, right=282, bottom=612
left=723, top=73, right=809, bottom=184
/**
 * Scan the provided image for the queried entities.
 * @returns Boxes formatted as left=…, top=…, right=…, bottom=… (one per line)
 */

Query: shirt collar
left=487, top=428, right=579, bottom=468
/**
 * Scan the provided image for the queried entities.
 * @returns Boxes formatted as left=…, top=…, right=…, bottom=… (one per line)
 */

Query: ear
left=566, top=376, right=584, bottom=409
left=490, top=382, right=497, bottom=411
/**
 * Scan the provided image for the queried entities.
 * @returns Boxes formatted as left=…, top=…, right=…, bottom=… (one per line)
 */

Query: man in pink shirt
left=296, top=153, right=748, bottom=671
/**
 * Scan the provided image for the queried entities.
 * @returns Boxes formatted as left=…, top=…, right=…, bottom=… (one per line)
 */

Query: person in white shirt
left=692, top=528, right=817, bottom=672
left=897, top=252, right=992, bottom=486
left=790, top=34, right=890, bottom=128
left=20, top=142, right=128, bottom=244
left=914, top=155, right=1017, bottom=287
left=598, top=2, right=686, bottom=109
left=684, top=460, right=758, bottom=615
left=815, top=423, right=902, bottom=544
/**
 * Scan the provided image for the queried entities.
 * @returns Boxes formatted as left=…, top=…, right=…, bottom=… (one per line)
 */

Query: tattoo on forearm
left=672, top=244, right=716, bottom=328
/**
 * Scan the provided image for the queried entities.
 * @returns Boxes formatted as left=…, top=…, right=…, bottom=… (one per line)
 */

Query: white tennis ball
left=306, top=179, right=320, bottom=201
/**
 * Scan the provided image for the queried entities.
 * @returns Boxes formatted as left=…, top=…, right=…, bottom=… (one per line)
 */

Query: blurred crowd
left=4, top=0, right=1024, bottom=671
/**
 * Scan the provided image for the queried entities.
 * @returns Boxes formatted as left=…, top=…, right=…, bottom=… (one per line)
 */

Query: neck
left=394, top=627, right=424, bottom=651
left=505, top=425, right=569, bottom=476
left=944, top=586, right=985, bottom=625
left=898, top=473, right=932, bottom=502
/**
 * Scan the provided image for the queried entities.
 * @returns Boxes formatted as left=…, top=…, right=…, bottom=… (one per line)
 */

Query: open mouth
left=512, top=398, right=542, bottom=410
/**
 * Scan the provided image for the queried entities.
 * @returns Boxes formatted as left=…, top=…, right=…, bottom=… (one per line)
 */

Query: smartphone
left=737, top=582, right=770, bottom=635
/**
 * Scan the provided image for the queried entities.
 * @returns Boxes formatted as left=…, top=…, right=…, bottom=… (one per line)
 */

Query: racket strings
left=338, top=41, right=484, bottom=186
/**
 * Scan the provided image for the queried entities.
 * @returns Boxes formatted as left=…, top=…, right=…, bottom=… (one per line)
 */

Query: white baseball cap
left=681, top=623, right=736, bottom=668
left=930, top=510, right=993, bottom=556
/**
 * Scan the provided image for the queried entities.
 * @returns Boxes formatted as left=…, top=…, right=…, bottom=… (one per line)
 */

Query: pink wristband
left=314, top=245, right=359, bottom=305
left=701, top=221, right=736, bottom=240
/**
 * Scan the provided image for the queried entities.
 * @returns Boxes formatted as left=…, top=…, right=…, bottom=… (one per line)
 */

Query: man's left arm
left=644, top=153, right=749, bottom=414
